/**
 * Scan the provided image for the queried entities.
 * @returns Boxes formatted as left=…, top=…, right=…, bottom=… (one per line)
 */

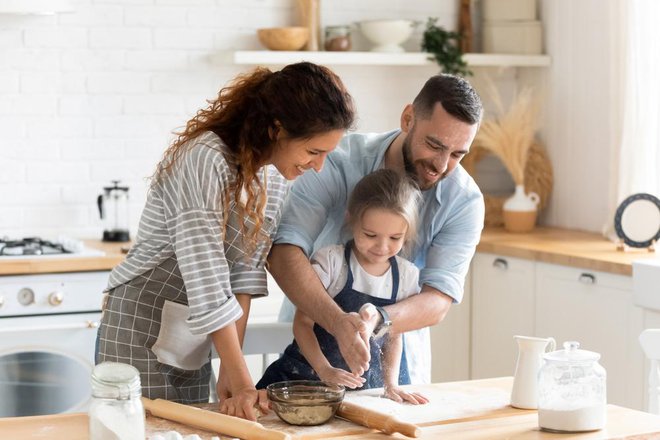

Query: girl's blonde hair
left=347, top=169, right=422, bottom=256
left=153, top=62, right=355, bottom=253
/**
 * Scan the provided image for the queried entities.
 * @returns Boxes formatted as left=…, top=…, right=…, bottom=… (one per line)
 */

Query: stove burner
left=0, top=237, right=71, bottom=256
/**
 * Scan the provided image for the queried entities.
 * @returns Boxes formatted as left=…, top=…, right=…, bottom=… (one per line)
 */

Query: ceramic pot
left=503, top=184, right=540, bottom=233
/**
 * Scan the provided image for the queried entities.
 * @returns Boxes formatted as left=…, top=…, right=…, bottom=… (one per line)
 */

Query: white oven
left=0, top=270, right=108, bottom=417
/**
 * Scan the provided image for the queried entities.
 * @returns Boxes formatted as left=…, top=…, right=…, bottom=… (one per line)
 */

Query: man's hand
left=330, top=312, right=370, bottom=376
left=359, top=303, right=381, bottom=341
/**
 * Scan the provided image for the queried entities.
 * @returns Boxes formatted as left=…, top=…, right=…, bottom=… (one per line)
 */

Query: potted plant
left=421, top=18, right=471, bottom=76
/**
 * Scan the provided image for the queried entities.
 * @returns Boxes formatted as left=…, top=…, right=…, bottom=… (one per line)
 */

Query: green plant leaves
left=421, top=18, right=472, bottom=76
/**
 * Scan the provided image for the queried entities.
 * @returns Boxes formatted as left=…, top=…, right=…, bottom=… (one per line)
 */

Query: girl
left=95, top=62, right=355, bottom=421
left=258, top=169, right=428, bottom=404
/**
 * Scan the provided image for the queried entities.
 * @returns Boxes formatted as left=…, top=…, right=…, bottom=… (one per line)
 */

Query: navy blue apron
left=257, top=242, right=410, bottom=389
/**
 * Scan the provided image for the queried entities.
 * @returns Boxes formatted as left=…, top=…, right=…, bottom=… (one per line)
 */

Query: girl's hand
left=219, top=387, right=270, bottom=421
left=317, top=365, right=366, bottom=389
left=383, top=386, right=429, bottom=405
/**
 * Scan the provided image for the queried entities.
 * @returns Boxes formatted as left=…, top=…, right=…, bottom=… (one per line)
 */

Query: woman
left=95, top=62, right=355, bottom=421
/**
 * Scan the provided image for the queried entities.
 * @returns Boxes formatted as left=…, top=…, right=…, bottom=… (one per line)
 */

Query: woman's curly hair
left=154, top=62, right=355, bottom=253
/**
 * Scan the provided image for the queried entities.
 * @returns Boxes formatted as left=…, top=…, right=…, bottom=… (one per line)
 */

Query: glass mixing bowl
left=266, top=380, right=345, bottom=426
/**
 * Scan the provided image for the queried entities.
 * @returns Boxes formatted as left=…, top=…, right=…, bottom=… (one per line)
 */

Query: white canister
left=538, top=341, right=607, bottom=432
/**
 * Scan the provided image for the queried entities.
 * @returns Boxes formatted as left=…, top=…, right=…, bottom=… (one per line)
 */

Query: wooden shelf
left=212, top=51, right=551, bottom=67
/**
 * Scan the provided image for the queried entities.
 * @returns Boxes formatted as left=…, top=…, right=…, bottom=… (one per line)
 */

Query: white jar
left=538, top=341, right=606, bottom=432
left=89, top=362, right=145, bottom=440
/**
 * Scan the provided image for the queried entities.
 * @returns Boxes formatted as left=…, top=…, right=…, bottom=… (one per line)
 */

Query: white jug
left=511, top=335, right=556, bottom=409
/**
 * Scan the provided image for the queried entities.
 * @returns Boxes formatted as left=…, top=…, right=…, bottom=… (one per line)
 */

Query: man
left=268, top=74, right=484, bottom=383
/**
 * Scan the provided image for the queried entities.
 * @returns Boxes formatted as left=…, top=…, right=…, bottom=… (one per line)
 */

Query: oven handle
left=0, top=320, right=99, bottom=333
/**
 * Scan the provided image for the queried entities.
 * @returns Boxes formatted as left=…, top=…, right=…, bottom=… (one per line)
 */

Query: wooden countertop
left=0, top=241, right=127, bottom=276
left=478, top=227, right=660, bottom=276
left=1, top=227, right=658, bottom=277
left=3, top=377, right=660, bottom=439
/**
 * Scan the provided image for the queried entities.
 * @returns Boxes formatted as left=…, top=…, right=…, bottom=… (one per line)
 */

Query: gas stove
left=0, top=237, right=104, bottom=259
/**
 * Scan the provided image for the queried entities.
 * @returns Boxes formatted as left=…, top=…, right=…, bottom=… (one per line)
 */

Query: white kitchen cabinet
left=641, top=309, right=660, bottom=412
left=430, top=269, right=471, bottom=383
left=534, top=262, right=644, bottom=410
left=471, top=253, right=536, bottom=379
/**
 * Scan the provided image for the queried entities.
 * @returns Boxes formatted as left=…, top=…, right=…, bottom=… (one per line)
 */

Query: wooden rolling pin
left=336, top=401, right=421, bottom=438
left=142, top=398, right=290, bottom=440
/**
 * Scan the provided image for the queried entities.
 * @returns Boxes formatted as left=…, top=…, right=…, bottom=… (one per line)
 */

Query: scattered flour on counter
left=342, top=385, right=510, bottom=424
left=148, top=431, right=203, bottom=440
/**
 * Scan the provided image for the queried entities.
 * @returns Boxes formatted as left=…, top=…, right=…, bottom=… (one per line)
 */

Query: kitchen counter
left=2, top=227, right=658, bottom=277
left=478, top=226, right=659, bottom=276
left=0, top=240, right=127, bottom=276
left=3, top=377, right=660, bottom=439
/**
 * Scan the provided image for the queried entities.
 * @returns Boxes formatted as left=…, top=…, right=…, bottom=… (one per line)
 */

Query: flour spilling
left=341, top=383, right=510, bottom=424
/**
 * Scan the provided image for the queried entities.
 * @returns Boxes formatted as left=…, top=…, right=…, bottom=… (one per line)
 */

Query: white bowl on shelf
left=357, top=19, right=416, bottom=53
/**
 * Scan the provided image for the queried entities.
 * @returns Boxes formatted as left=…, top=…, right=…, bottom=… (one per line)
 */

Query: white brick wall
left=0, top=0, right=458, bottom=239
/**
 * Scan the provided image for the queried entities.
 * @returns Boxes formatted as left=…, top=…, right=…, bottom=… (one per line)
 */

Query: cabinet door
left=471, top=253, right=536, bottom=379
left=641, top=309, right=660, bottom=412
left=535, top=263, right=644, bottom=410
left=430, top=267, right=471, bottom=382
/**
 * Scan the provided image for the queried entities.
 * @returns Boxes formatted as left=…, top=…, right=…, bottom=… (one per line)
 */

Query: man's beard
left=402, top=134, right=446, bottom=190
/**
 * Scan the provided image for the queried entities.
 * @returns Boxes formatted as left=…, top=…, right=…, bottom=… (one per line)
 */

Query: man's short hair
left=412, top=74, right=482, bottom=124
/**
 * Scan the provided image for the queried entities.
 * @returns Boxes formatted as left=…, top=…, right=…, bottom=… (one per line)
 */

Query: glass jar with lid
left=89, top=362, right=145, bottom=440
left=324, top=25, right=351, bottom=51
left=538, top=341, right=606, bottom=432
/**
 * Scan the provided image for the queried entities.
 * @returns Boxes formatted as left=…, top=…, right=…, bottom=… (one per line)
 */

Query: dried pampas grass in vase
left=474, top=85, right=542, bottom=232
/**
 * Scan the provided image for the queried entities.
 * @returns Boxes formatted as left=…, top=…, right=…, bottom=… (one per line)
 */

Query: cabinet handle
left=578, top=273, right=596, bottom=284
left=492, top=258, right=508, bottom=271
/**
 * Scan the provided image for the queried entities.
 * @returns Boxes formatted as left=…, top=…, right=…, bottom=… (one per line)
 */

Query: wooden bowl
left=257, top=26, right=309, bottom=51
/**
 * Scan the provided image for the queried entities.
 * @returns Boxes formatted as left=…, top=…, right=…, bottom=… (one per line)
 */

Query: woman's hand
left=382, top=386, right=429, bottom=405
left=219, top=387, right=270, bottom=421
left=216, top=365, right=232, bottom=400
left=317, top=365, right=366, bottom=389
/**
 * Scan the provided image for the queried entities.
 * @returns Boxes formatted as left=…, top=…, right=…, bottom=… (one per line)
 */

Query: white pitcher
left=511, top=335, right=556, bottom=409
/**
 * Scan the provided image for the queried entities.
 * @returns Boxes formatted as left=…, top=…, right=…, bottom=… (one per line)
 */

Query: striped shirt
left=106, top=131, right=289, bottom=335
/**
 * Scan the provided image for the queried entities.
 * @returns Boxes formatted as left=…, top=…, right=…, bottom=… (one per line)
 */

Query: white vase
left=503, top=184, right=540, bottom=232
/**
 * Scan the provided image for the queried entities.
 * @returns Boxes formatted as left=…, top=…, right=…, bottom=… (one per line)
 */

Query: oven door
left=0, top=312, right=100, bottom=417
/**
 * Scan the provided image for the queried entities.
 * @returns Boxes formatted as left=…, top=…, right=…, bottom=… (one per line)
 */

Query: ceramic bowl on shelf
left=257, top=26, right=309, bottom=51
left=266, top=380, right=345, bottom=426
left=357, top=19, right=416, bottom=52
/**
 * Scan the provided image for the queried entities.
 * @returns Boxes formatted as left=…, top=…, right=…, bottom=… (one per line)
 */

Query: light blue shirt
left=275, top=129, right=485, bottom=304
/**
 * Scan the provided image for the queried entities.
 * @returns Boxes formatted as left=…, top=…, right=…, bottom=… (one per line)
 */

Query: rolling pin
left=336, top=401, right=421, bottom=438
left=142, top=398, right=290, bottom=440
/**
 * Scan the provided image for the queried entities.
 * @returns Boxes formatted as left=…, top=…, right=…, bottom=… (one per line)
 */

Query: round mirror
left=614, top=193, right=660, bottom=248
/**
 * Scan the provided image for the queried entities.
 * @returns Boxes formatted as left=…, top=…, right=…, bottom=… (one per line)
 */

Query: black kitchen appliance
left=97, top=180, right=130, bottom=242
